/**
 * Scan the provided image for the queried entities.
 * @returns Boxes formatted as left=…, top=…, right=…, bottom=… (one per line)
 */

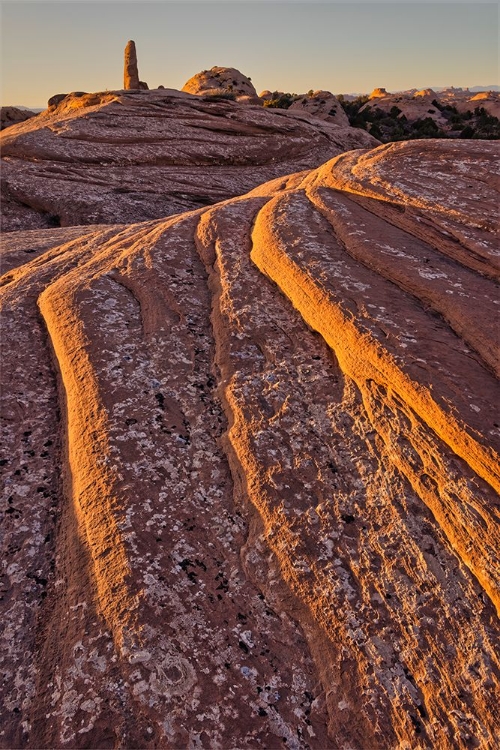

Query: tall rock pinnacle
left=124, top=40, right=140, bottom=90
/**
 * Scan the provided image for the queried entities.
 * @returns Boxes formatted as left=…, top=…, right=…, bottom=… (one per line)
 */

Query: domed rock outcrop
left=468, top=91, right=500, bottom=117
left=182, top=66, right=259, bottom=101
left=288, top=90, right=349, bottom=126
left=413, top=88, right=438, bottom=98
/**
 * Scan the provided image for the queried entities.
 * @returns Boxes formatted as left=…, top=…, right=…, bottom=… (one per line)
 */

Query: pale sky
left=1, top=1, right=498, bottom=107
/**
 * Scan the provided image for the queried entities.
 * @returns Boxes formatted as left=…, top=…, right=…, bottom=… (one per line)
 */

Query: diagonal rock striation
left=0, top=89, right=378, bottom=232
left=0, top=139, right=499, bottom=749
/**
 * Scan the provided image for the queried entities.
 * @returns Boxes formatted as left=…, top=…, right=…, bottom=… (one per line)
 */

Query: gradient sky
left=1, top=1, right=498, bottom=107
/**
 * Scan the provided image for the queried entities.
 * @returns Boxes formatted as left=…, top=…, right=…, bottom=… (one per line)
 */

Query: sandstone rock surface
left=0, top=89, right=378, bottom=231
left=462, top=91, right=500, bottom=118
left=0, top=107, right=36, bottom=131
left=359, top=88, right=500, bottom=133
left=413, top=88, right=438, bottom=98
left=182, top=66, right=259, bottom=101
left=369, top=87, right=388, bottom=99
left=288, top=90, right=349, bottom=127
left=362, top=89, right=445, bottom=125
left=1, top=139, right=499, bottom=749
left=124, top=40, right=140, bottom=90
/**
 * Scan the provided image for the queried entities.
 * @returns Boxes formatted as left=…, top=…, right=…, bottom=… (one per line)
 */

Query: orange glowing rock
left=0, top=135, right=498, bottom=749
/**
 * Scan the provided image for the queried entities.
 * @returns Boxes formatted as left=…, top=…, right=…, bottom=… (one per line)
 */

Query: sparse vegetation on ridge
left=338, top=95, right=500, bottom=141
left=262, top=93, right=296, bottom=109
left=200, top=88, right=237, bottom=101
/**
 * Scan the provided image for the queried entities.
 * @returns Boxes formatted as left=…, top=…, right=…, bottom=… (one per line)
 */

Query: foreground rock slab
left=0, top=140, right=499, bottom=749
left=0, top=89, right=377, bottom=232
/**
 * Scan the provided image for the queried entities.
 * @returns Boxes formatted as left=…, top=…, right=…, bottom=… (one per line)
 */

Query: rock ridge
left=1, top=89, right=378, bottom=232
left=0, top=139, right=498, bottom=748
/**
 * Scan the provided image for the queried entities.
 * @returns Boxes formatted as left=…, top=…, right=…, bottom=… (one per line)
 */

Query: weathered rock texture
left=288, top=91, right=349, bottom=127
left=360, top=88, right=500, bottom=132
left=461, top=91, right=500, bottom=118
left=124, top=40, right=140, bottom=90
left=1, top=139, right=498, bottom=749
left=362, top=89, right=445, bottom=125
left=0, top=107, right=36, bottom=131
left=369, top=87, right=388, bottom=99
left=0, top=89, right=378, bottom=232
left=182, top=66, right=259, bottom=101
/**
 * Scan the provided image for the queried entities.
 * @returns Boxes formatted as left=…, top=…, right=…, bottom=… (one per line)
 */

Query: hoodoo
left=124, top=39, right=140, bottom=90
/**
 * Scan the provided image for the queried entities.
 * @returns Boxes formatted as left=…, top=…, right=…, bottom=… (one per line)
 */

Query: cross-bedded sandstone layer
left=0, top=140, right=499, bottom=749
left=0, top=89, right=377, bottom=233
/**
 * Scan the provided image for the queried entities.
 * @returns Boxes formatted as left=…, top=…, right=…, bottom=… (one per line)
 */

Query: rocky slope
left=288, top=91, right=349, bottom=127
left=0, top=89, right=377, bottom=232
left=1, top=138, right=498, bottom=749
left=0, top=107, right=36, bottom=131
left=350, top=89, right=500, bottom=140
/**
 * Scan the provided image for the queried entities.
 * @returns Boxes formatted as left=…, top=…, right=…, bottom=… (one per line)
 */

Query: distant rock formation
left=361, top=90, right=444, bottom=124
left=288, top=90, right=349, bottom=126
left=182, top=66, right=259, bottom=102
left=1, top=139, right=498, bottom=749
left=0, top=88, right=378, bottom=231
left=466, top=91, right=500, bottom=118
left=356, top=87, right=500, bottom=138
left=369, top=87, right=388, bottom=99
left=413, top=88, right=437, bottom=98
left=124, top=39, right=140, bottom=90
left=0, top=107, right=36, bottom=130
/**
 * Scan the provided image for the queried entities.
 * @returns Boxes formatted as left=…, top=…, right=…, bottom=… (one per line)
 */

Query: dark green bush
left=263, top=94, right=295, bottom=109
left=460, top=125, right=475, bottom=138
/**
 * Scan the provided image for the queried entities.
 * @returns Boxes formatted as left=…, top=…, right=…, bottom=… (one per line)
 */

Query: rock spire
left=124, top=40, right=140, bottom=90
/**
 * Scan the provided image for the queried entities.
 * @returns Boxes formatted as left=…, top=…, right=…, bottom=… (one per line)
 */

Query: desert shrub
left=201, top=89, right=237, bottom=101
left=471, top=109, right=500, bottom=138
left=460, top=125, right=475, bottom=138
left=338, top=95, right=369, bottom=120
left=263, top=94, right=295, bottom=109
left=410, top=117, right=445, bottom=137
